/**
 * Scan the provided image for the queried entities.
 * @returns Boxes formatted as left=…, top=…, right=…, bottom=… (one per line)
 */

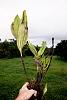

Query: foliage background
left=0, top=56, right=67, bottom=100
left=0, top=40, right=67, bottom=100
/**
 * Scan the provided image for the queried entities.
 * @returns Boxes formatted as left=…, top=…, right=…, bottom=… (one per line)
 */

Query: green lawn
left=0, top=56, right=67, bottom=100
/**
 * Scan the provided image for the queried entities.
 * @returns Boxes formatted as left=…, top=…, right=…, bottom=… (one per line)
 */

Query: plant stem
left=35, top=59, right=43, bottom=84
left=21, top=56, right=29, bottom=82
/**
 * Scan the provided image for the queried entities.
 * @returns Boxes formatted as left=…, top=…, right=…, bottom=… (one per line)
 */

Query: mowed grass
left=0, top=56, right=67, bottom=100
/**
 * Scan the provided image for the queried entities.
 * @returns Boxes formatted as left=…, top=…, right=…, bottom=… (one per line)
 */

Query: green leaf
left=28, top=41, right=37, bottom=57
left=38, top=41, right=46, bottom=56
left=22, top=10, right=28, bottom=27
left=43, top=83, right=47, bottom=95
left=17, top=23, right=28, bottom=56
left=45, top=57, right=50, bottom=65
left=11, top=23, right=15, bottom=37
left=11, top=15, right=20, bottom=39
left=11, top=10, right=28, bottom=56
left=41, top=57, right=45, bottom=65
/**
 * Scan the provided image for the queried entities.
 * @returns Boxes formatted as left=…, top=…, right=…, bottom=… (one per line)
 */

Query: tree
left=0, top=40, right=20, bottom=58
left=55, top=40, right=67, bottom=60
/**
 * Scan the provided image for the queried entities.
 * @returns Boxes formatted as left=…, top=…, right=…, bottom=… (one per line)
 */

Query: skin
left=16, top=82, right=37, bottom=100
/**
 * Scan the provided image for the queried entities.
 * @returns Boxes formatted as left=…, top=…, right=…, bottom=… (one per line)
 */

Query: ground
left=0, top=56, right=67, bottom=100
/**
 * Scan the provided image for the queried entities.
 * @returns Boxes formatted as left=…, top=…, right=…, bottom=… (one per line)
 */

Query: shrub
left=55, top=40, right=67, bottom=60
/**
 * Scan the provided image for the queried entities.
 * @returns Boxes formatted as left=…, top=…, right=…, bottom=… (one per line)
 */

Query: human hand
left=16, top=82, right=37, bottom=100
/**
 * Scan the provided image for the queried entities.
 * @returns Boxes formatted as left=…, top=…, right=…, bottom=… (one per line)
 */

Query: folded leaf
left=11, top=10, right=28, bottom=56
left=43, top=83, right=47, bottom=95
left=11, top=15, right=20, bottom=39
left=17, top=23, right=28, bottom=56
left=22, top=10, right=28, bottom=27
left=38, top=41, right=46, bottom=56
left=28, top=41, right=37, bottom=57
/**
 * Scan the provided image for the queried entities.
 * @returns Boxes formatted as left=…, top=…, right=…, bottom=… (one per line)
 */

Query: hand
left=16, top=82, right=37, bottom=100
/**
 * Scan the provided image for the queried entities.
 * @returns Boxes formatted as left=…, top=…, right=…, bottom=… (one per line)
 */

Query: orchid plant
left=11, top=10, right=54, bottom=100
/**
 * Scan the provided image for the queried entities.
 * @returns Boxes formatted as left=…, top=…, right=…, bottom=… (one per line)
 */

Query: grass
left=0, top=56, right=67, bottom=100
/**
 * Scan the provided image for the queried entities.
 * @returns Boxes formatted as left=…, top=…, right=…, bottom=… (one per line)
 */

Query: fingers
left=34, top=90, right=37, bottom=96
left=22, top=82, right=29, bottom=88
left=21, top=82, right=29, bottom=89
left=19, top=82, right=29, bottom=93
left=23, top=82, right=37, bottom=97
left=19, top=82, right=37, bottom=97
left=29, top=89, right=37, bottom=97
